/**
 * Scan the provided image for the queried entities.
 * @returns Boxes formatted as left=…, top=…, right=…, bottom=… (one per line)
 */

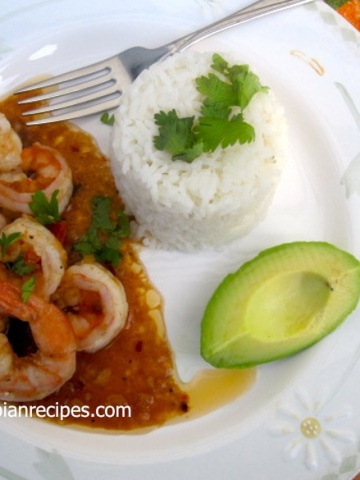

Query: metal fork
left=15, top=0, right=314, bottom=125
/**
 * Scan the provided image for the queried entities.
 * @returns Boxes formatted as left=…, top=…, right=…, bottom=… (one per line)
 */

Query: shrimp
left=0, top=215, right=67, bottom=299
left=0, top=113, right=22, bottom=172
left=0, top=212, right=8, bottom=231
left=0, top=114, right=73, bottom=214
left=0, top=280, right=76, bottom=401
left=53, top=262, right=128, bottom=353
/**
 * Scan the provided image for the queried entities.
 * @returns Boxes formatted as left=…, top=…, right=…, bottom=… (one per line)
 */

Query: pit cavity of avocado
left=245, top=271, right=332, bottom=340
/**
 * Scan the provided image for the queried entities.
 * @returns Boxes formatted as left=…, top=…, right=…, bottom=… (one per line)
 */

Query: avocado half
left=201, top=241, right=360, bottom=368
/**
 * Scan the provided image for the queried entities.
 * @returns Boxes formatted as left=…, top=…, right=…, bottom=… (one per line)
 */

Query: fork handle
left=167, top=0, right=314, bottom=53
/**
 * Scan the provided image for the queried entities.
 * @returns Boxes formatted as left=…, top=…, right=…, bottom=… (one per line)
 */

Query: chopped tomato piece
left=48, top=220, right=68, bottom=245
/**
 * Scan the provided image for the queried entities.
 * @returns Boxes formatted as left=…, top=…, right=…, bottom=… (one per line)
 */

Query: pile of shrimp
left=0, top=113, right=128, bottom=402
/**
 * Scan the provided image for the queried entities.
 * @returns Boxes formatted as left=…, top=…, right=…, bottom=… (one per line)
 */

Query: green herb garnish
left=100, top=112, right=115, bottom=126
left=195, top=115, right=254, bottom=152
left=153, top=53, right=269, bottom=163
left=21, top=276, right=36, bottom=304
left=74, top=196, right=130, bottom=267
left=205, top=54, right=269, bottom=110
left=0, top=232, right=36, bottom=276
left=29, top=190, right=61, bottom=225
left=0, top=232, right=21, bottom=258
left=10, top=253, right=36, bottom=276
left=154, top=110, right=204, bottom=163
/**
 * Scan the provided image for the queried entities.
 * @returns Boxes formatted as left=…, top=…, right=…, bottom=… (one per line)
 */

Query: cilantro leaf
left=100, top=112, right=115, bottom=126
left=74, top=196, right=130, bottom=267
left=0, top=231, right=21, bottom=258
left=231, top=66, right=269, bottom=110
left=95, top=234, right=122, bottom=266
left=114, top=210, right=131, bottom=238
left=200, top=99, right=231, bottom=119
left=196, top=73, right=236, bottom=107
left=89, top=196, right=114, bottom=231
left=210, top=53, right=230, bottom=75
left=154, top=110, right=198, bottom=158
left=173, top=142, right=204, bottom=163
left=195, top=116, right=255, bottom=152
left=21, top=276, right=36, bottom=304
left=208, top=54, right=269, bottom=110
left=29, top=190, right=61, bottom=225
left=153, top=53, right=268, bottom=163
left=9, top=253, right=36, bottom=276
left=0, top=233, right=36, bottom=276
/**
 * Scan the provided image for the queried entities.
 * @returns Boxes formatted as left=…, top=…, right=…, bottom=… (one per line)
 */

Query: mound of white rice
left=111, top=50, right=288, bottom=251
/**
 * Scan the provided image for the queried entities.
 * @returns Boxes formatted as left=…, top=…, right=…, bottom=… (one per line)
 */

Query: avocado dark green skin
left=201, top=241, right=360, bottom=368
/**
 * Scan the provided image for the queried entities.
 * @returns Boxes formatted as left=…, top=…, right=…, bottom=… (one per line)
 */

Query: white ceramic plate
left=0, top=1, right=359, bottom=479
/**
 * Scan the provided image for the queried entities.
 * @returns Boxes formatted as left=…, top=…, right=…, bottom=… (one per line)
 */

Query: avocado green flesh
left=201, top=242, right=360, bottom=368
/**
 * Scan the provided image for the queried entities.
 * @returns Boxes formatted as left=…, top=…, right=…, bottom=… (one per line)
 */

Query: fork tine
left=15, top=58, right=111, bottom=93
left=24, top=97, right=121, bottom=126
left=18, top=72, right=115, bottom=105
left=21, top=83, right=121, bottom=117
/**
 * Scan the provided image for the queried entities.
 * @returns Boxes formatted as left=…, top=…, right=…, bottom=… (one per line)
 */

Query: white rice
left=110, top=50, right=288, bottom=251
